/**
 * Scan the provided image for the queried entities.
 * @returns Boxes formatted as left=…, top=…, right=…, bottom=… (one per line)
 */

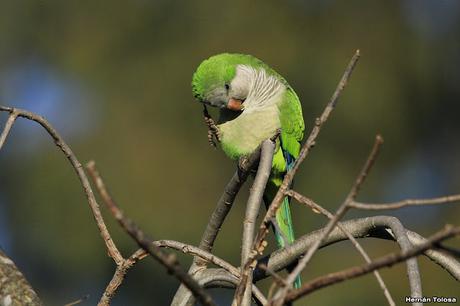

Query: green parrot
left=192, top=53, right=304, bottom=287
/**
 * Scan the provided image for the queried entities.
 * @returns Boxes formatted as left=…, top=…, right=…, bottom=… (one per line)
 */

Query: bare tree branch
left=349, top=194, right=460, bottom=210
left=282, top=225, right=460, bottom=304
left=235, top=139, right=275, bottom=306
left=0, top=106, right=123, bottom=265
left=286, top=189, right=395, bottom=306
left=97, top=249, right=146, bottom=306
left=253, top=216, right=460, bottom=283
left=273, top=135, right=384, bottom=304
left=0, top=111, right=18, bottom=150
left=195, top=269, right=267, bottom=306
left=85, top=161, right=216, bottom=306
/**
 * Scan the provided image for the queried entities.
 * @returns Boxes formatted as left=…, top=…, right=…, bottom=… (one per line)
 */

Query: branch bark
left=86, top=161, right=216, bottom=306
left=236, top=139, right=275, bottom=306
left=0, top=249, right=42, bottom=306
left=286, top=189, right=395, bottom=306
left=282, top=225, right=460, bottom=304
left=272, top=135, right=384, bottom=304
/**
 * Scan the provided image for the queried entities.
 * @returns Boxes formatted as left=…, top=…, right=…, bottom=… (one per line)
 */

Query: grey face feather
left=204, top=86, right=229, bottom=108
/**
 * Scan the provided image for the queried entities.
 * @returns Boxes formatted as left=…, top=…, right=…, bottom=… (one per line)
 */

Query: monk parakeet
left=192, top=53, right=304, bottom=286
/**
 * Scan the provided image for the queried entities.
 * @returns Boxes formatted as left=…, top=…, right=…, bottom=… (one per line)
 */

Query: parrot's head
left=192, top=53, right=267, bottom=112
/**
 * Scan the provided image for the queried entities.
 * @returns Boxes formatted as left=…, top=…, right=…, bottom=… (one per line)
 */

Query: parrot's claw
left=203, top=105, right=221, bottom=148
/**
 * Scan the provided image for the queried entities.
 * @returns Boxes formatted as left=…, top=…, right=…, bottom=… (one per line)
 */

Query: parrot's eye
left=224, top=83, right=230, bottom=91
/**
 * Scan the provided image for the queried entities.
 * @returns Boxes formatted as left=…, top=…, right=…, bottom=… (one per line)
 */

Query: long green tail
left=264, top=179, right=301, bottom=288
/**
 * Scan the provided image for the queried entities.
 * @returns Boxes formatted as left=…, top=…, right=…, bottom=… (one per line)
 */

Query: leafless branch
left=0, top=106, right=133, bottom=306
left=349, top=194, right=460, bottom=210
left=85, top=161, right=216, bottom=306
left=0, top=106, right=123, bottom=264
left=0, top=111, right=18, bottom=150
left=252, top=216, right=460, bottom=283
left=286, top=189, right=395, bottom=306
left=282, top=225, right=460, bottom=303
left=235, top=139, right=275, bottom=306
left=273, top=135, right=384, bottom=304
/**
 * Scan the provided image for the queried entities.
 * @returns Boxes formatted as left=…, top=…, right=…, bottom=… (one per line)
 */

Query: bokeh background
left=0, top=1, right=459, bottom=305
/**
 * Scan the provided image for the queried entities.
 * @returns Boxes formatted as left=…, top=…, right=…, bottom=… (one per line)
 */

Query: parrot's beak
left=227, top=98, right=244, bottom=111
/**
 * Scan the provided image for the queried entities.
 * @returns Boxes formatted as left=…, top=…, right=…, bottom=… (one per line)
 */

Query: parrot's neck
left=233, top=65, right=285, bottom=112
left=217, top=66, right=286, bottom=159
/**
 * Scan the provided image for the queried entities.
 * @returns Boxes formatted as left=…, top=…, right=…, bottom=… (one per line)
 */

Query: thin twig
left=0, top=111, right=18, bottom=150
left=237, top=49, right=361, bottom=304
left=63, top=295, right=90, bottom=306
left=0, top=106, right=123, bottom=265
left=273, top=135, right=383, bottom=304
left=283, top=225, right=460, bottom=303
left=235, top=139, right=275, bottom=306
left=85, top=161, right=216, bottom=306
left=349, top=194, right=460, bottom=210
left=258, top=264, right=287, bottom=288
left=97, top=249, right=147, bottom=306
left=286, top=189, right=395, bottom=306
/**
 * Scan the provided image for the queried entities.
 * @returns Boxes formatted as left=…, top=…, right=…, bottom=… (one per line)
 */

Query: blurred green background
left=0, top=0, right=459, bottom=305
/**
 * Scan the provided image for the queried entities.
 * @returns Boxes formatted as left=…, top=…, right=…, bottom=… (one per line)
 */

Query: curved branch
left=86, top=161, right=216, bottom=306
left=286, top=189, right=395, bottom=306
left=0, top=106, right=123, bottom=264
left=282, top=225, right=460, bottom=304
left=254, top=216, right=460, bottom=284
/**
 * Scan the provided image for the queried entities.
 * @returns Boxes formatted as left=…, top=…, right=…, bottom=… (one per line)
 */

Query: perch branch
left=235, top=139, right=275, bottom=306
left=286, top=189, right=395, bottom=306
left=282, top=225, right=460, bottom=303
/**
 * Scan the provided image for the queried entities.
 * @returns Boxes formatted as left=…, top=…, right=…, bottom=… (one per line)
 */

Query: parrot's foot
left=203, top=105, right=221, bottom=148
left=270, top=128, right=282, bottom=142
